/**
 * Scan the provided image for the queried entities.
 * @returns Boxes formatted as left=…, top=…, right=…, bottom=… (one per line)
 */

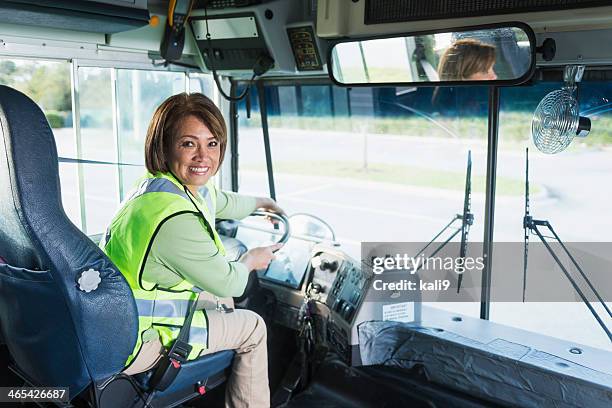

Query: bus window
left=77, top=67, right=191, bottom=234
left=492, top=80, right=612, bottom=351
left=238, top=81, right=499, bottom=317
left=236, top=85, right=272, bottom=198
left=188, top=72, right=215, bottom=97
left=115, top=69, right=186, bottom=199
left=0, top=58, right=80, bottom=228
left=77, top=67, right=117, bottom=235
left=1, top=59, right=216, bottom=236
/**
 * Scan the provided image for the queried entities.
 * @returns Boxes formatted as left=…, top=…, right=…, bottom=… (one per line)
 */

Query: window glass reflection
left=0, top=58, right=79, bottom=227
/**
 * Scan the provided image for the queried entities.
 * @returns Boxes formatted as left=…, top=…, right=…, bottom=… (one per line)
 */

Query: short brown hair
left=145, top=92, right=227, bottom=174
left=437, top=39, right=496, bottom=81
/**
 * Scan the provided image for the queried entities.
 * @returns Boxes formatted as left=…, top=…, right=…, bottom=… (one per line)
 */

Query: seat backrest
left=0, top=85, right=138, bottom=398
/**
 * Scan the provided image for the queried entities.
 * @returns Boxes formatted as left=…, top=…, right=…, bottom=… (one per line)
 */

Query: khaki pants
left=124, top=305, right=270, bottom=408
left=202, top=309, right=270, bottom=408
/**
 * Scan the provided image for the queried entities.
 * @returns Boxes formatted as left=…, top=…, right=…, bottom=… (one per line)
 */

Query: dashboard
left=241, top=226, right=373, bottom=364
left=234, top=223, right=315, bottom=289
left=261, top=238, right=313, bottom=289
left=314, top=250, right=367, bottom=323
left=226, top=220, right=416, bottom=366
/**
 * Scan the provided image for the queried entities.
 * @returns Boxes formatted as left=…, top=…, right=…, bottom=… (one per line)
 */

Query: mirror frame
left=328, top=21, right=537, bottom=88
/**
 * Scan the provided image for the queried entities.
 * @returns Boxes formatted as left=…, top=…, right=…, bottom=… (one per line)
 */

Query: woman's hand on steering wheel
left=235, top=204, right=289, bottom=303
left=239, top=243, right=283, bottom=271
left=254, top=197, right=286, bottom=223
left=249, top=209, right=291, bottom=251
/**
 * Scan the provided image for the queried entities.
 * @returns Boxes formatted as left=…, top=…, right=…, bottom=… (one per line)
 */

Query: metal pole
left=480, top=86, right=500, bottom=320
left=346, top=88, right=352, bottom=117
left=111, top=68, right=123, bottom=202
left=229, top=81, right=239, bottom=192
left=295, top=85, right=303, bottom=116
left=329, top=85, right=335, bottom=117
left=256, top=81, right=276, bottom=200
left=70, top=60, right=87, bottom=233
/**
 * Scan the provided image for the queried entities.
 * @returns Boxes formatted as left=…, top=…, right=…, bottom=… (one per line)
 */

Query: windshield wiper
left=410, top=151, right=474, bottom=294
left=522, top=148, right=612, bottom=343
left=458, top=150, right=473, bottom=292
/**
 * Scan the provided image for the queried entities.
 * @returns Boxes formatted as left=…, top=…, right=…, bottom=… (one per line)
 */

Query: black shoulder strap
left=177, top=297, right=198, bottom=344
left=147, top=297, right=200, bottom=392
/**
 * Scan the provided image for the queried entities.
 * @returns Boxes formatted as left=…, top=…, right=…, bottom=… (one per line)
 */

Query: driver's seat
left=0, top=85, right=233, bottom=406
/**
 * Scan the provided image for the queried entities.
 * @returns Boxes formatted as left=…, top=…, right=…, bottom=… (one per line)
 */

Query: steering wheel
left=250, top=210, right=291, bottom=249
left=233, top=210, right=291, bottom=304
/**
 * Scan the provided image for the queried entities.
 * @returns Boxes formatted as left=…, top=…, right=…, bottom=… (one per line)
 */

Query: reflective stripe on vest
left=162, top=326, right=209, bottom=345
left=102, top=172, right=225, bottom=365
left=128, top=177, right=190, bottom=201
left=136, top=297, right=202, bottom=318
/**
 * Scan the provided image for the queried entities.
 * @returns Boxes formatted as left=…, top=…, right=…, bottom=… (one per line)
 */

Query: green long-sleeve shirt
left=142, top=189, right=257, bottom=297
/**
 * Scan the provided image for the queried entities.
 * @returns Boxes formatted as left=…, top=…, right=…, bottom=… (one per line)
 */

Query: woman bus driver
left=101, top=93, right=283, bottom=408
left=437, top=38, right=497, bottom=81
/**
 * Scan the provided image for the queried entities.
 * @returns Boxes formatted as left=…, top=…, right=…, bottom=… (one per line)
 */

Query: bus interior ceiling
left=1, top=1, right=612, bottom=408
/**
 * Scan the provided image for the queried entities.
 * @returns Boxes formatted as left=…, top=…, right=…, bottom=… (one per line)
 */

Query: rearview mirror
left=329, top=23, right=535, bottom=87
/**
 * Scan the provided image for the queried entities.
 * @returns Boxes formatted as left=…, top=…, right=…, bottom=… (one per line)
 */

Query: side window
left=77, top=67, right=118, bottom=235
left=188, top=72, right=215, bottom=96
left=0, top=59, right=216, bottom=236
left=0, top=59, right=80, bottom=228
left=78, top=68, right=188, bottom=234
left=116, top=70, right=186, bottom=199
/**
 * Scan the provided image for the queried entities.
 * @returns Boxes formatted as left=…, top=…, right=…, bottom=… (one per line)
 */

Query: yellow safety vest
left=101, top=172, right=226, bottom=365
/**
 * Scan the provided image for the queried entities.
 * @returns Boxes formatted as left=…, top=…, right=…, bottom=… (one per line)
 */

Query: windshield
left=237, top=82, right=491, bottom=318
left=492, top=80, right=612, bottom=351
left=237, top=79, right=612, bottom=351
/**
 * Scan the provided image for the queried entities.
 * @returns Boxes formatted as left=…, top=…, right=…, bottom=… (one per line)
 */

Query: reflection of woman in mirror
left=437, top=39, right=497, bottom=80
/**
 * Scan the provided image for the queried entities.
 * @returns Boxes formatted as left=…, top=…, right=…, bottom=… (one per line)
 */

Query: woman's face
left=168, top=115, right=220, bottom=193
left=468, top=65, right=497, bottom=80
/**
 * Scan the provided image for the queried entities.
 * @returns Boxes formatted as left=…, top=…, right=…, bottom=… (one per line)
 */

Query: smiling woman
left=169, top=117, right=221, bottom=195
left=100, top=92, right=285, bottom=408
left=143, top=93, right=227, bottom=188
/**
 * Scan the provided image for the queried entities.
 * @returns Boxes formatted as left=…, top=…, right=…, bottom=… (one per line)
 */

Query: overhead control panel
left=287, top=24, right=323, bottom=71
left=190, top=12, right=271, bottom=71
left=363, top=0, right=612, bottom=25
left=189, top=1, right=326, bottom=76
